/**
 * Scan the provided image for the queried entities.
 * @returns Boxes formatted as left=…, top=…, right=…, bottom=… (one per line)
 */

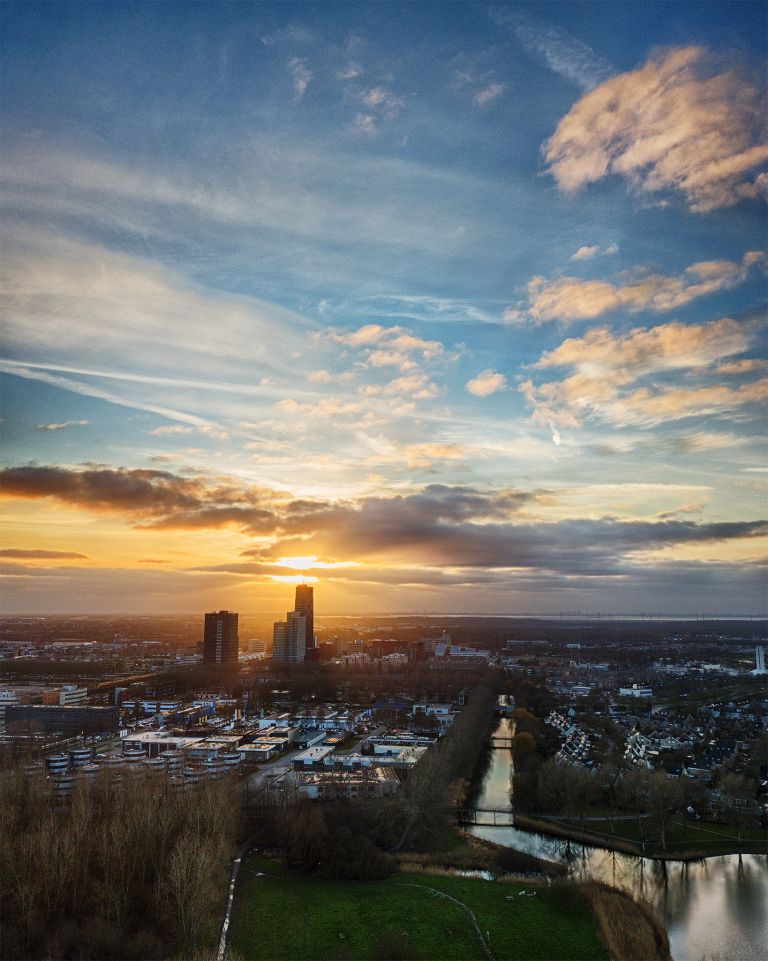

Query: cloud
left=571, top=245, right=600, bottom=262
left=337, top=63, right=363, bottom=80
left=544, top=46, right=768, bottom=211
left=352, top=87, right=405, bottom=134
left=324, top=323, right=444, bottom=371
left=513, top=251, right=765, bottom=324
left=33, top=419, right=89, bottom=432
left=0, top=464, right=281, bottom=533
left=716, top=358, right=768, bottom=376
left=287, top=58, right=313, bottom=100
left=1, top=465, right=764, bottom=601
left=353, top=113, right=378, bottom=135
left=473, top=82, right=505, bottom=106
left=571, top=244, right=618, bottom=261
left=0, top=548, right=90, bottom=560
left=521, top=316, right=765, bottom=428
left=3, top=556, right=763, bottom=614
left=256, top=490, right=766, bottom=575
left=148, top=425, right=195, bottom=436
left=666, top=431, right=749, bottom=454
left=492, top=7, right=614, bottom=91
left=361, top=441, right=469, bottom=470
left=465, top=369, right=508, bottom=397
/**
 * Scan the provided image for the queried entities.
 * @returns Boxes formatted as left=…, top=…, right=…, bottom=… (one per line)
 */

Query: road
left=245, top=747, right=302, bottom=792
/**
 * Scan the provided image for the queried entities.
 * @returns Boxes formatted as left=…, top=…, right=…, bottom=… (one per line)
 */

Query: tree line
left=0, top=769, right=241, bottom=960
left=510, top=708, right=763, bottom=848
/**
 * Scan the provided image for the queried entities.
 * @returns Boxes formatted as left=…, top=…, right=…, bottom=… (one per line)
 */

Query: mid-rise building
left=273, top=611, right=306, bottom=662
left=202, top=610, right=239, bottom=664
left=4, top=705, right=120, bottom=735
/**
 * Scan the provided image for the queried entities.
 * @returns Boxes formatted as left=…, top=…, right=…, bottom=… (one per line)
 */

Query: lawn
left=231, top=855, right=608, bottom=961
left=532, top=813, right=768, bottom=857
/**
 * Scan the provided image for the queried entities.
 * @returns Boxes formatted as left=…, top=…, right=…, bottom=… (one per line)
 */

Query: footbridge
left=456, top=807, right=515, bottom=827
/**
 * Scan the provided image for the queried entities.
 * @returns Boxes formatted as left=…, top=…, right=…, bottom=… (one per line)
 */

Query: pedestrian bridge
left=456, top=807, right=515, bottom=827
left=489, top=737, right=513, bottom=748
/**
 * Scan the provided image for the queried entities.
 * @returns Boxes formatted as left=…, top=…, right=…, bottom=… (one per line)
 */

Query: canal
left=469, top=719, right=768, bottom=961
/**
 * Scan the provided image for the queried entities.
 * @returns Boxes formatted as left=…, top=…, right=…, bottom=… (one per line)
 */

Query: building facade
left=294, top=584, right=314, bottom=652
left=203, top=610, right=239, bottom=664
left=5, top=705, right=120, bottom=735
left=273, top=611, right=306, bottom=662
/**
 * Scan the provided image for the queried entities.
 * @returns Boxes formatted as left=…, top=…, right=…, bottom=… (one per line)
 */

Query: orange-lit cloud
left=545, top=46, right=768, bottom=211
left=465, top=369, right=508, bottom=397
left=521, top=316, right=765, bottom=428
left=508, top=251, right=765, bottom=324
left=323, top=323, right=444, bottom=371
left=0, top=548, right=90, bottom=560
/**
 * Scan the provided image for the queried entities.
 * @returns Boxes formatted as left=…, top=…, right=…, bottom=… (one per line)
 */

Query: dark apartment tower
left=294, top=584, right=314, bottom=651
left=203, top=610, right=239, bottom=664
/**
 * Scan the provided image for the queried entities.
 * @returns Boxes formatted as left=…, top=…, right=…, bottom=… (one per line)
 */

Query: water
left=469, top=720, right=768, bottom=961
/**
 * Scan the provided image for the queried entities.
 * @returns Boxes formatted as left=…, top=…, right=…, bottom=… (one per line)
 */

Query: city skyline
left=1, top=2, right=766, bottom=615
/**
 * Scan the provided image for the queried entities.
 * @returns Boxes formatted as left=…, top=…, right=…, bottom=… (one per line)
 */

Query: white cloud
left=473, top=82, right=505, bottom=106
left=570, top=243, right=618, bottom=261
left=492, top=7, right=614, bottom=90
left=287, top=58, right=313, bottom=100
left=466, top=369, right=507, bottom=397
left=149, top=425, right=195, bottom=436
left=571, top=245, right=600, bottom=261
left=544, top=46, right=768, bottom=211
left=353, top=113, right=377, bottom=135
left=337, top=62, right=363, bottom=80
left=33, top=420, right=89, bottom=432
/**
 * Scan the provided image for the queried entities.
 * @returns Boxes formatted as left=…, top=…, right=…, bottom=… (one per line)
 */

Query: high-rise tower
left=751, top=645, right=767, bottom=675
left=294, top=584, right=314, bottom=651
left=203, top=610, right=239, bottom=664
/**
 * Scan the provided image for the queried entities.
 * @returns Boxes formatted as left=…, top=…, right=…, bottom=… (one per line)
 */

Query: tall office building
left=203, top=610, right=239, bottom=664
left=751, top=645, right=767, bottom=675
left=294, top=584, right=314, bottom=651
left=272, top=611, right=306, bottom=662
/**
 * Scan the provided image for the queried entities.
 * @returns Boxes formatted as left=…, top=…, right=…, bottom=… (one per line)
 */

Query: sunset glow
left=1, top=2, right=766, bottom=615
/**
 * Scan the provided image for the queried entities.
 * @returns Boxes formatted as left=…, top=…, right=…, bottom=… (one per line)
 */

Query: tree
left=719, top=773, right=757, bottom=843
left=646, top=771, right=684, bottom=850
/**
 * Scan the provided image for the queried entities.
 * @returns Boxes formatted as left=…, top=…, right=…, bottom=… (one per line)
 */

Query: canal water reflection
left=469, top=720, right=768, bottom=961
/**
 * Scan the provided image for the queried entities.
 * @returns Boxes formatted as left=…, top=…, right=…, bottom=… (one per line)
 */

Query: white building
left=750, top=645, right=767, bottom=676
left=58, top=685, right=88, bottom=706
left=619, top=684, right=653, bottom=698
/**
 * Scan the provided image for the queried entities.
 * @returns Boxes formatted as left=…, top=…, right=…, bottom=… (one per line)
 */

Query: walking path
left=399, top=881, right=495, bottom=961
left=217, top=839, right=255, bottom=961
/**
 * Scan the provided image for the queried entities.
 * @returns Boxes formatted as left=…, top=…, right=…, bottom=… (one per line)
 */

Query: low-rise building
left=296, top=766, right=399, bottom=800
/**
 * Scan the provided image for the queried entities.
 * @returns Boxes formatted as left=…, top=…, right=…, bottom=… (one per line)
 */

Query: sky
left=1, top=1, right=766, bottom=616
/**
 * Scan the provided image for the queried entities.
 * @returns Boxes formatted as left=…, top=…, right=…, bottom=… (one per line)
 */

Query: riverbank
left=399, top=831, right=567, bottom=878
left=514, top=812, right=768, bottom=861
left=577, top=881, right=671, bottom=961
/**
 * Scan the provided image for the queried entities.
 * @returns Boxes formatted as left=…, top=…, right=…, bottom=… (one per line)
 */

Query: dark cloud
left=0, top=548, right=90, bottom=560
left=1, top=464, right=765, bottom=588
left=0, top=464, right=279, bottom=533
left=263, top=496, right=767, bottom=575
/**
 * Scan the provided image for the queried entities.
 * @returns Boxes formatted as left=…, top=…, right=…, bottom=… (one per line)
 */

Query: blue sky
left=1, top=2, right=766, bottom=615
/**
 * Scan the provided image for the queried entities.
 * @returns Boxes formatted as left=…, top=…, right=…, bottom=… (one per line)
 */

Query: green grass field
left=528, top=813, right=768, bottom=857
left=231, top=855, right=608, bottom=961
